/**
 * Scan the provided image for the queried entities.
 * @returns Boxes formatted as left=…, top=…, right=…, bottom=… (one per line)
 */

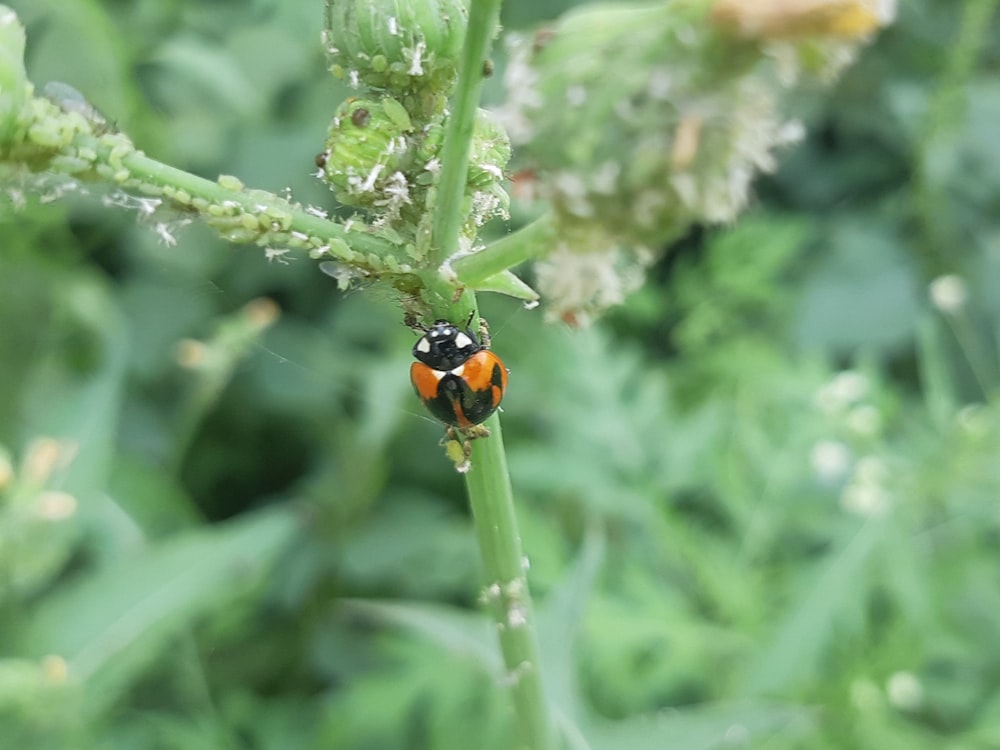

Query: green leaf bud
left=466, top=108, right=510, bottom=191
left=323, top=0, right=468, bottom=109
left=319, top=96, right=415, bottom=210
left=417, top=108, right=509, bottom=195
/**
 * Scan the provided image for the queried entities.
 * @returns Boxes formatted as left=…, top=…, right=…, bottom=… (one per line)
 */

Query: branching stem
left=431, top=1, right=554, bottom=747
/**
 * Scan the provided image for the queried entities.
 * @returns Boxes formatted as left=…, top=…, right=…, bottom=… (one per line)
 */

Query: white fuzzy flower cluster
left=498, top=0, right=891, bottom=323
left=928, top=274, right=968, bottom=314
left=840, top=455, right=892, bottom=517
left=534, top=242, right=652, bottom=326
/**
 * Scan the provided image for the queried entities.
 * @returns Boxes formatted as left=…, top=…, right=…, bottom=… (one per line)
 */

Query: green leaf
left=536, top=524, right=605, bottom=725
left=12, top=0, right=133, bottom=120
left=741, top=517, right=889, bottom=695
left=338, top=598, right=501, bottom=676
left=22, top=506, right=300, bottom=682
left=476, top=269, right=540, bottom=302
left=19, top=272, right=129, bottom=535
left=588, top=700, right=813, bottom=750
left=795, top=219, right=921, bottom=350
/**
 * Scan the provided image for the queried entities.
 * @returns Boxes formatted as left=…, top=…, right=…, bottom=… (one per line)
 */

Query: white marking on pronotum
left=416, top=338, right=431, bottom=354
left=454, top=332, right=473, bottom=349
left=450, top=364, right=465, bottom=377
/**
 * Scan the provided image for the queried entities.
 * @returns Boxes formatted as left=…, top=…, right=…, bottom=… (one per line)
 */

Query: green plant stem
left=119, top=152, right=393, bottom=255
left=119, top=150, right=403, bottom=263
left=454, top=213, right=555, bottom=286
left=6, top=117, right=400, bottom=265
left=428, top=3, right=553, bottom=745
left=428, top=0, right=502, bottom=269
left=464, top=414, right=554, bottom=750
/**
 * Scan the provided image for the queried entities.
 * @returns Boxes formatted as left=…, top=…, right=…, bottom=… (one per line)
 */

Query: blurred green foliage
left=2, top=0, right=1000, bottom=748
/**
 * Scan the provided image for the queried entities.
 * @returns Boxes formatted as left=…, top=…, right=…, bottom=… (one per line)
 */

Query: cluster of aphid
left=317, top=0, right=511, bottom=246
left=0, top=0, right=894, bottom=467
left=317, top=0, right=521, bottom=466
left=497, top=0, right=892, bottom=324
left=1, top=2, right=513, bottom=468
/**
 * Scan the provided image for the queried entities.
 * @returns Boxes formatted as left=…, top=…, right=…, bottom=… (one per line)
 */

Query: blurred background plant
left=2, top=0, right=1000, bottom=748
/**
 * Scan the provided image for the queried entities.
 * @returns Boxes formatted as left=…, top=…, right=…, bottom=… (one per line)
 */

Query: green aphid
left=41, top=81, right=114, bottom=136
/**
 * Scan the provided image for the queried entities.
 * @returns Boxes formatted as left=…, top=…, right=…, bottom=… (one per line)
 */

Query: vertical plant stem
left=465, top=414, right=554, bottom=750
left=428, top=0, right=503, bottom=268
left=427, top=1, right=553, bottom=746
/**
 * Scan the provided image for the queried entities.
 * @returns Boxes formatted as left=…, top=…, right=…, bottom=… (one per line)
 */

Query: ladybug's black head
left=412, top=319, right=482, bottom=370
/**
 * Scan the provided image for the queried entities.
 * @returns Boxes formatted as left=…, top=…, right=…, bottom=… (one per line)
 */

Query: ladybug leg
left=463, top=424, right=491, bottom=440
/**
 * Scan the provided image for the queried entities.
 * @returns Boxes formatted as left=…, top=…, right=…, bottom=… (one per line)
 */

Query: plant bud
left=466, top=108, right=510, bottom=191
left=418, top=108, right=510, bottom=195
left=501, top=2, right=768, bottom=248
left=323, top=0, right=468, bottom=109
left=498, top=0, right=888, bottom=322
left=319, top=96, right=415, bottom=210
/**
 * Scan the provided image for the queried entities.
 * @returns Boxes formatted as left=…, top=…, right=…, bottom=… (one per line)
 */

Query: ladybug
left=409, top=319, right=508, bottom=429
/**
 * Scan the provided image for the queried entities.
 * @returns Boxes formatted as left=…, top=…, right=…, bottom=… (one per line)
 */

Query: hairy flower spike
left=319, top=93, right=510, bottom=243
left=499, top=0, right=890, bottom=322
